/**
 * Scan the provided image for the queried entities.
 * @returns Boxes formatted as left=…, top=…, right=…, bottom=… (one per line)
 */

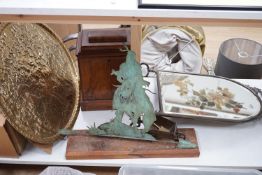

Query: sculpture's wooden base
left=66, top=128, right=199, bottom=159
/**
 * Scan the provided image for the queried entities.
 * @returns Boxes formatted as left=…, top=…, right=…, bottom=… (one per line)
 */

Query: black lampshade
left=215, top=38, right=262, bottom=79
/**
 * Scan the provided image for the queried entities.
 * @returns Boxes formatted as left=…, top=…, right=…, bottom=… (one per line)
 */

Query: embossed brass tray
left=0, top=23, right=80, bottom=144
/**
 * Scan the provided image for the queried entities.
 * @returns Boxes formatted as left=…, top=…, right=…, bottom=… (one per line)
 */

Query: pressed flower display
left=157, top=71, right=262, bottom=122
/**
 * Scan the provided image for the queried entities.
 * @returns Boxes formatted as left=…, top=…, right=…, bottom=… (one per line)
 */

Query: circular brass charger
left=0, top=23, right=80, bottom=144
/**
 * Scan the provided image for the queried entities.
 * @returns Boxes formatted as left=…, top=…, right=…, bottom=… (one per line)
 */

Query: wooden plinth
left=66, top=128, right=199, bottom=159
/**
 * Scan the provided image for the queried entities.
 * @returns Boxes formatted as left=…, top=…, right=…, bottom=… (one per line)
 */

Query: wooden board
left=66, top=128, right=199, bottom=159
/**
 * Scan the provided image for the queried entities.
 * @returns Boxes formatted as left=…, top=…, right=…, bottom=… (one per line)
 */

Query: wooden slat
left=0, top=14, right=262, bottom=27
left=131, top=25, right=142, bottom=61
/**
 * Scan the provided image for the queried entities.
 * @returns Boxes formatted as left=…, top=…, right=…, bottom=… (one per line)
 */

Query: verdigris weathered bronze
left=88, top=49, right=156, bottom=140
left=0, top=23, right=80, bottom=144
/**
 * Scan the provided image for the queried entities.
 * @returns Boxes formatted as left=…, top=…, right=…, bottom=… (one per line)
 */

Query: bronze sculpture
left=89, top=49, right=156, bottom=140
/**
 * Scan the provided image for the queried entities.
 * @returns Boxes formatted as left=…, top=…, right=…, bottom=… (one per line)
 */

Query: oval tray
left=0, top=23, right=80, bottom=144
left=157, top=71, right=262, bottom=122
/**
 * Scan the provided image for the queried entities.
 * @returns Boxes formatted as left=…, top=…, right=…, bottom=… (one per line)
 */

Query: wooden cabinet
left=76, top=28, right=130, bottom=110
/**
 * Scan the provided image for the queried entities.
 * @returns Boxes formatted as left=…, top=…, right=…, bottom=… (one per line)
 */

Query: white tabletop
left=0, top=78, right=261, bottom=168
left=0, top=0, right=261, bottom=20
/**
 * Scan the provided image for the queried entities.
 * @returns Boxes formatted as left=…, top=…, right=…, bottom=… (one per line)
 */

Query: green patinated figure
left=86, top=49, right=197, bottom=149
left=88, top=49, right=156, bottom=140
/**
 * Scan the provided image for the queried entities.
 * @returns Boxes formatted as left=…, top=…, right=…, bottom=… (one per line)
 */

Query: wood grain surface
left=66, top=128, right=199, bottom=159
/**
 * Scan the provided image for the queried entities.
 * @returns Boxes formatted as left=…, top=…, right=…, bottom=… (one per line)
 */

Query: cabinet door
left=78, top=56, right=124, bottom=110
